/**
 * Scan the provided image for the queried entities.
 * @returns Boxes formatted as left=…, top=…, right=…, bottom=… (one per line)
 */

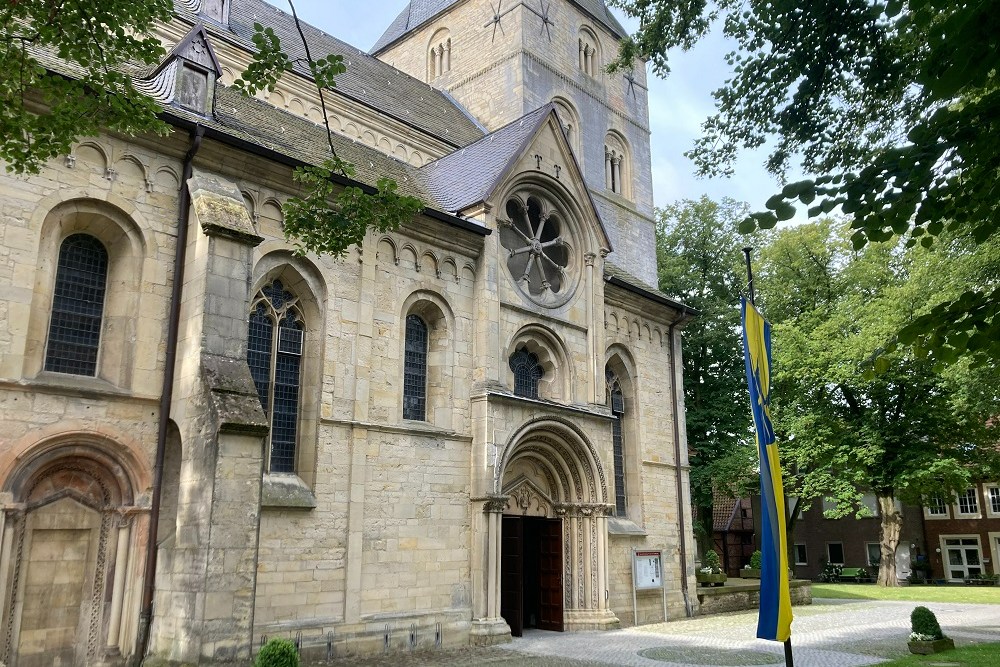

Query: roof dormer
left=135, top=25, right=222, bottom=116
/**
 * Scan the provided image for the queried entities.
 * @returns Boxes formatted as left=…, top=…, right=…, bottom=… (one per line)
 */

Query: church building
left=0, top=0, right=697, bottom=664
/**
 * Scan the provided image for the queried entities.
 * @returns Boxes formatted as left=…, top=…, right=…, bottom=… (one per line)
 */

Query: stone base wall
left=696, top=580, right=812, bottom=616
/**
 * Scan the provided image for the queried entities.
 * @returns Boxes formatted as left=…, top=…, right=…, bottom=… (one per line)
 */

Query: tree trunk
left=877, top=494, right=902, bottom=587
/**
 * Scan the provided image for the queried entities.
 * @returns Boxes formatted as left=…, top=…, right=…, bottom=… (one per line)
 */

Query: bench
left=838, top=567, right=870, bottom=583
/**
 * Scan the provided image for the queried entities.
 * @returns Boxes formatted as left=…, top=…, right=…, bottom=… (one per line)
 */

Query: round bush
left=749, top=550, right=763, bottom=569
left=910, top=606, right=944, bottom=640
left=255, top=638, right=299, bottom=667
left=703, top=549, right=722, bottom=570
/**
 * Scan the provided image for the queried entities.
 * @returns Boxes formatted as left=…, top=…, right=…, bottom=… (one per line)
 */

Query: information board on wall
left=633, top=550, right=663, bottom=589
left=631, top=548, right=668, bottom=625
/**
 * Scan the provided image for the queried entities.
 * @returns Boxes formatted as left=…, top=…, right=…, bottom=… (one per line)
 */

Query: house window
left=926, top=494, right=948, bottom=516
left=827, top=542, right=844, bottom=565
left=403, top=314, right=428, bottom=421
left=866, top=542, right=881, bottom=567
left=248, top=280, right=304, bottom=473
left=607, top=369, right=626, bottom=517
left=793, top=544, right=807, bottom=566
left=510, top=347, right=543, bottom=399
left=988, top=486, right=1000, bottom=515
left=957, top=488, right=979, bottom=515
left=44, top=234, right=109, bottom=376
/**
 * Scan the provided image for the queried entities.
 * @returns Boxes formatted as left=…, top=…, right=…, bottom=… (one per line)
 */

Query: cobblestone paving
left=318, top=598, right=1000, bottom=666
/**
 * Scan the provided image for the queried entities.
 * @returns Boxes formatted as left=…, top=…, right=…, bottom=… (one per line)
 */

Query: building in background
left=790, top=495, right=924, bottom=583
left=920, top=482, right=1000, bottom=583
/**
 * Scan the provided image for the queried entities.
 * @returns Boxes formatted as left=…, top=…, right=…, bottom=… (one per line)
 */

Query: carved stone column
left=470, top=495, right=511, bottom=646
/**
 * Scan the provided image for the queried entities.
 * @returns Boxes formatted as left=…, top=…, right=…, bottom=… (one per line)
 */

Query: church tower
left=372, top=0, right=658, bottom=286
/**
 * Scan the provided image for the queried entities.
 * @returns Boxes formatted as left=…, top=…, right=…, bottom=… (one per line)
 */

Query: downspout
left=669, top=319, right=693, bottom=617
left=133, top=124, right=205, bottom=664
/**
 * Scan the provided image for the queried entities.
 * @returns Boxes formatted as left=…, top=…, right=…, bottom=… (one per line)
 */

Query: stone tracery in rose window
left=498, top=194, right=573, bottom=307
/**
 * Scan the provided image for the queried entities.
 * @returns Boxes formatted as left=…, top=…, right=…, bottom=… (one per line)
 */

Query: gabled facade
left=0, top=1, right=696, bottom=665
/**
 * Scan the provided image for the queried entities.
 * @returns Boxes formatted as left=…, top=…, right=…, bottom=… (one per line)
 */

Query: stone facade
left=0, top=1, right=697, bottom=665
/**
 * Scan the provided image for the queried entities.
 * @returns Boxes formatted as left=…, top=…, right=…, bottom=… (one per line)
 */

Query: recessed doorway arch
left=486, top=418, right=619, bottom=636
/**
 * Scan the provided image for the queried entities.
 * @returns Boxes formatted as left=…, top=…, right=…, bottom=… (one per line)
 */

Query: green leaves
left=612, top=0, right=1000, bottom=367
left=1, top=0, right=173, bottom=173
left=234, top=24, right=292, bottom=95
left=282, top=162, right=423, bottom=258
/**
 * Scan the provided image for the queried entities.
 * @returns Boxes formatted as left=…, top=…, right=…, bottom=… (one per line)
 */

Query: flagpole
left=742, top=245, right=794, bottom=667
left=742, top=247, right=756, bottom=305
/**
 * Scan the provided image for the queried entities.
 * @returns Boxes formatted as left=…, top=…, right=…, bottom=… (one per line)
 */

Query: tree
left=1, top=0, right=421, bottom=257
left=756, top=218, right=1000, bottom=586
left=656, top=196, right=758, bottom=554
left=608, top=0, right=1000, bottom=365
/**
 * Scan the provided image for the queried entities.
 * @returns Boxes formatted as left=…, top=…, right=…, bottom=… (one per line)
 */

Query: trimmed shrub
left=255, top=638, right=299, bottom=667
left=910, top=606, right=944, bottom=640
left=702, top=549, right=722, bottom=572
left=749, top=550, right=762, bottom=569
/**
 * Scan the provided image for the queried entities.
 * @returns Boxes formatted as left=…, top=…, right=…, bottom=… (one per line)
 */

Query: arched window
left=578, top=27, right=600, bottom=76
left=607, top=368, right=627, bottom=516
left=551, top=98, right=581, bottom=157
left=44, top=234, right=109, bottom=376
left=403, top=314, right=428, bottom=420
left=248, top=279, right=304, bottom=473
left=510, top=347, right=544, bottom=399
left=428, top=29, right=452, bottom=79
left=604, top=132, right=630, bottom=198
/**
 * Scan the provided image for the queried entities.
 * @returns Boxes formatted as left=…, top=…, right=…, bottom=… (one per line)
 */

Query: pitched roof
left=216, top=0, right=485, bottom=148
left=371, top=0, right=627, bottom=54
left=419, top=104, right=553, bottom=212
left=603, top=262, right=696, bottom=316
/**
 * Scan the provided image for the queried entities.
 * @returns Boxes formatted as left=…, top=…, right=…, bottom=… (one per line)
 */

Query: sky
left=264, top=1, right=792, bottom=216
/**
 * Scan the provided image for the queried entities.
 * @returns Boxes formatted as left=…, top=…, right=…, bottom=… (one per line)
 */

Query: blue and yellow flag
left=742, top=298, right=792, bottom=642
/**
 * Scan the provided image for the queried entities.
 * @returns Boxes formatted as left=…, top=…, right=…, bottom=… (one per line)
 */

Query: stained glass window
left=498, top=195, right=570, bottom=306
left=45, top=234, right=109, bottom=375
left=510, top=348, right=543, bottom=399
left=403, top=314, right=428, bottom=421
left=248, top=279, right=303, bottom=473
left=607, top=369, right=626, bottom=517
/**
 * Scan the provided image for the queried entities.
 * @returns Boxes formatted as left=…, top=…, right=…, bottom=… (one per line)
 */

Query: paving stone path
left=321, top=598, right=1000, bottom=666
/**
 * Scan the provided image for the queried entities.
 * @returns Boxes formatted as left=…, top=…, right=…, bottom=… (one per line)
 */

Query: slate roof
left=603, top=262, right=695, bottom=315
left=193, top=0, right=486, bottom=148
left=371, top=0, right=627, bottom=54
left=420, top=104, right=552, bottom=212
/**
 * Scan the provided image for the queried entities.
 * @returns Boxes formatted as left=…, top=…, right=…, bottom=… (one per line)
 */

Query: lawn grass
left=878, top=642, right=1000, bottom=666
left=811, top=583, right=1000, bottom=604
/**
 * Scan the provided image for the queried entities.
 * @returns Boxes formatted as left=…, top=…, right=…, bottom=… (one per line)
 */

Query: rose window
left=499, top=195, right=572, bottom=306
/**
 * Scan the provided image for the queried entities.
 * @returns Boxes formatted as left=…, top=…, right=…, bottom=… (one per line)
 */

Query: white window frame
left=939, top=534, right=984, bottom=582
left=924, top=493, right=949, bottom=519
left=954, top=487, right=981, bottom=518
left=826, top=542, right=845, bottom=566
left=793, top=543, right=807, bottom=566
left=985, top=484, right=1000, bottom=518
left=866, top=542, right=881, bottom=567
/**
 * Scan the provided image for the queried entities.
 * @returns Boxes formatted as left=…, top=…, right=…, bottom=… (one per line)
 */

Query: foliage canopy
left=656, top=196, right=758, bottom=546
left=1, top=0, right=423, bottom=257
left=609, top=0, right=1000, bottom=365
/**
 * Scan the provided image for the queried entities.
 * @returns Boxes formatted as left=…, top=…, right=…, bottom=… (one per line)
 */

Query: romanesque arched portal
left=481, top=419, right=620, bottom=636
left=0, top=440, right=145, bottom=667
